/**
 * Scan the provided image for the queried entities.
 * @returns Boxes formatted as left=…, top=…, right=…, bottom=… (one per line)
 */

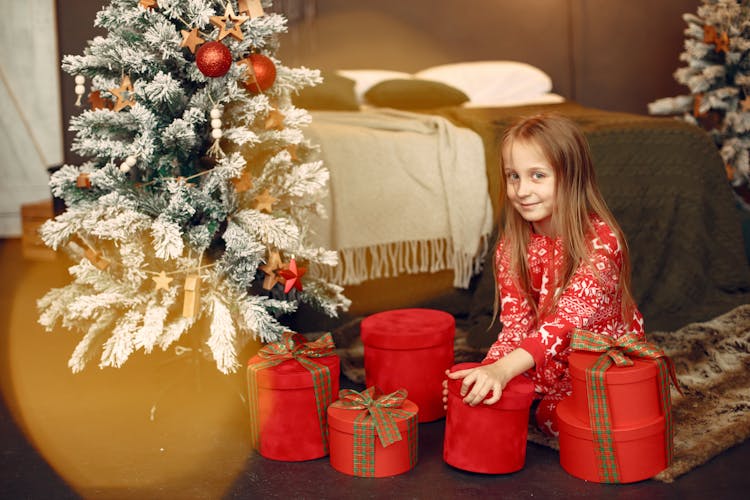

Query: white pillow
left=336, top=69, right=413, bottom=104
left=415, top=61, right=553, bottom=107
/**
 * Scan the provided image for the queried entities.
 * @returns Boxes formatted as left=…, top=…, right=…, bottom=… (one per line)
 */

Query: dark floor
left=2, top=237, right=750, bottom=499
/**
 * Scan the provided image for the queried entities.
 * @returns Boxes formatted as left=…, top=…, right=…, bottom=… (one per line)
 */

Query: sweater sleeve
left=496, top=239, right=535, bottom=341
left=519, top=223, right=623, bottom=370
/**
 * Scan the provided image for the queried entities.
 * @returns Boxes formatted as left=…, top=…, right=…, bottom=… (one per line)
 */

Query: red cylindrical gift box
left=247, top=352, right=340, bottom=461
left=556, top=397, right=667, bottom=483
left=568, top=351, right=661, bottom=427
left=361, top=308, right=455, bottom=422
left=328, top=398, right=419, bottom=477
left=443, top=362, right=535, bottom=474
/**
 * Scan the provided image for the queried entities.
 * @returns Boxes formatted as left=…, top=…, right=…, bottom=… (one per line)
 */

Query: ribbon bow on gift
left=330, top=387, right=418, bottom=477
left=570, top=330, right=682, bottom=483
left=247, top=332, right=336, bottom=451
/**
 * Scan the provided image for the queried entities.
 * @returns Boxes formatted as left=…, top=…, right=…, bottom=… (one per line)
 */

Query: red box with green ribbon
left=327, top=386, right=419, bottom=477
left=556, top=330, right=682, bottom=483
left=247, top=332, right=339, bottom=461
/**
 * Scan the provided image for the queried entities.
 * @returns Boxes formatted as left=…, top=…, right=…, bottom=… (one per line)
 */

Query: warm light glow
left=3, top=253, right=261, bottom=497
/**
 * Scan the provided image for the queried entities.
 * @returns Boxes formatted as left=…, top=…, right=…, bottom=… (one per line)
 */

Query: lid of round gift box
left=248, top=352, right=340, bottom=389
left=327, top=397, right=419, bottom=433
left=568, top=351, right=657, bottom=384
left=447, top=362, right=535, bottom=410
left=361, top=308, right=455, bottom=350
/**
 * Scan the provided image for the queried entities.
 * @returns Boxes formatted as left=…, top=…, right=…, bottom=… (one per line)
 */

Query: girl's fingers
left=483, top=383, right=503, bottom=405
left=464, top=378, right=491, bottom=406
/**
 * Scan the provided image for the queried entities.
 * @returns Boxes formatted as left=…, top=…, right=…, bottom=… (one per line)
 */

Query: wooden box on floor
left=20, top=199, right=56, bottom=261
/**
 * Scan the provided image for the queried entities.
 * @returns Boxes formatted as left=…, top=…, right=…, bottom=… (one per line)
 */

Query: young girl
left=446, top=113, right=645, bottom=436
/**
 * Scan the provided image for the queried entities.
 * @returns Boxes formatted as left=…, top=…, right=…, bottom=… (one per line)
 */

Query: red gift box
left=443, top=362, right=535, bottom=474
left=328, top=387, right=419, bottom=477
left=361, top=308, right=455, bottom=422
left=568, top=351, right=662, bottom=427
left=247, top=332, right=340, bottom=462
left=556, top=398, right=667, bottom=483
left=555, top=331, right=680, bottom=483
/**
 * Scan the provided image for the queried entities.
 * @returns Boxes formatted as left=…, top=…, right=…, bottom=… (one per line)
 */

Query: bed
left=290, top=61, right=750, bottom=339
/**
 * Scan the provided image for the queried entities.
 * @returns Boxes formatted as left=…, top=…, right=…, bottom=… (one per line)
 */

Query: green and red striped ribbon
left=570, top=330, right=682, bottom=483
left=247, top=332, right=336, bottom=452
left=330, top=386, right=418, bottom=477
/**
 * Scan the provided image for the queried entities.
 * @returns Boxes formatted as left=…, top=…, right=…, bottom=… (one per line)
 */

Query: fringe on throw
left=312, top=234, right=491, bottom=289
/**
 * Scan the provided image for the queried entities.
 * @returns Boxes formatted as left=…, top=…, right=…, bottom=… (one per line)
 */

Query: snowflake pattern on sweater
left=485, top=216, right=645, bottom=397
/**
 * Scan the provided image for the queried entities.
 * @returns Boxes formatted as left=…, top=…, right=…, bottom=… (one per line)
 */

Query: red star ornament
left=278, top=258, right=306, bottom=293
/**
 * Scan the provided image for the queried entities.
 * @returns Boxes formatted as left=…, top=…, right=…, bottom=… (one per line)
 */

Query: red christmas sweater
left=485, top=216, right=645, bottom=396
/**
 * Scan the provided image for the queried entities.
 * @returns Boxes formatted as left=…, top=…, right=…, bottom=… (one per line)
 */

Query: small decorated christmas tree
left=38, top=0, right=349, bottom=374
left=649, top=0, right=750, bottom=206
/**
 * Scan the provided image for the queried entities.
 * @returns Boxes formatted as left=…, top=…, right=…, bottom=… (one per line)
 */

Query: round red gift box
left=361, top=308, right=455, bottom=422
left=568, top=351, right=661, bottom=427
left=443, top=362, right=535, bottom=474
left=247, top=352, right=340, bottom=461
left=327, top=398, right=419, bottom=477
left=556, top=397, right=667, bottom=483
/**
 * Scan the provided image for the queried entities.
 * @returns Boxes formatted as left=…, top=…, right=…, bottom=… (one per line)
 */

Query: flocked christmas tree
left=649, top=0, right=750, bottom=206
left=37, top=0, right=349, bottom=374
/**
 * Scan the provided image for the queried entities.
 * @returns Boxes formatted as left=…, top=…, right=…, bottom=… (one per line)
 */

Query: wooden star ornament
left=139, top=0, right=158, bottom=9
left=741, top=95, right=750, bottom=112
left=254, top=189, right=278, bottom=213
left=180, top=28, right=205, bottom=54
left=152, top=270, right=174, bottom=290
left=278, top=258, right=307, bottom=293
left=210, top=2, right=249, bottom=41
left=110, top=75, right=136, bottom=112
left=232, top=171, right=254, bottom=193
left=89, top=90, right=113, bottom=110
left=260, top=250, right=282, bottom=290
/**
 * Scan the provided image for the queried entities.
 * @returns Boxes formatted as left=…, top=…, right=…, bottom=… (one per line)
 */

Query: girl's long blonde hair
left=493, top=113, right=636, bottom=322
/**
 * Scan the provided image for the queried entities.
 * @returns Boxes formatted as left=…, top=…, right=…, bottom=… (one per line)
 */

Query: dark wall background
left=57, top=0, right=698, bottom=163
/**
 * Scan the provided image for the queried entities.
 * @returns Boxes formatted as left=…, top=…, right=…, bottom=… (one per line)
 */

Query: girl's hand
left=443, top=349, right=535, bottom=409
left=446, top=362, right=509, bottom=406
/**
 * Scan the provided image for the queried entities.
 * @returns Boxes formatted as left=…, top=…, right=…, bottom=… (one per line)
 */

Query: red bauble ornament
left=240, top=54, right=277, bottom=94
left=196, top=41, right=232, bottom=78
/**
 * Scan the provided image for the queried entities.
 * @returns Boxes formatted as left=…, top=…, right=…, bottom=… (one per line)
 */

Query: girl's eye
left=532, top=171, right=546, bottom=180
left=506, top=172, right=519, bottom=181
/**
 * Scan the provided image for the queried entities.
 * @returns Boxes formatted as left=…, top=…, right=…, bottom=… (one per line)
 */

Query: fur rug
left=329, top=303, right=750, bottom=483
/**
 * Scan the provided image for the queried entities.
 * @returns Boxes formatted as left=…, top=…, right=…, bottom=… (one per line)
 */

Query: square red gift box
left=247, top=332, right=339, bottom=461
left=328, top=386, right=418, bottom=477
left=361, top=308, right=454, bottom=422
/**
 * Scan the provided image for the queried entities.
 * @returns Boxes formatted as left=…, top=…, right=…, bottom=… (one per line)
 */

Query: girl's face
left=503, top=139, right=557, bottom=237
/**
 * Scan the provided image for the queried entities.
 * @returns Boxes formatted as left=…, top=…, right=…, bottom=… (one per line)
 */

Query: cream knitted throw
left=306, top=109, right=494, bottom=288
